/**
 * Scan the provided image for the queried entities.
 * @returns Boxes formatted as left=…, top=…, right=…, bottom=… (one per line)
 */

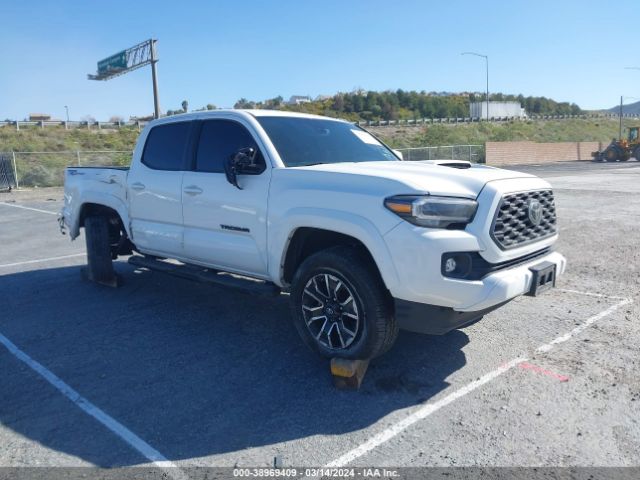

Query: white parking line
left=324, top=357, right=527, bottom=468
left=323, top=291, right=632, bottom=468
left=0, top=253, right=85, bottom=269
left=536, top=299, right=631, bottom=353
left=0, top=333, right=187, bottom=480
left=0, top=201, right=58, bottom=215
left=558, top=287, right=627, bottom=301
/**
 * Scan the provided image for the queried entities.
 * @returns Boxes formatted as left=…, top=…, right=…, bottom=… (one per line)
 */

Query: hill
left=0, top=127, right=138, bottom=153
left=2, top=117, right=628, bottom=156
left=1, top=117, right=630, bottom=187
left=230, top=90, right=583, bottom=123
left=606, top=100, right=640, bottom=116
left=368, top=117, right=629, bottom=149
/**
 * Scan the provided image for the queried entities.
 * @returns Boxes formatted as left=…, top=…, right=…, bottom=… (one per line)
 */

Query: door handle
left=131, top=182, right=145, bottom=191
left=183, top=185, right=203, bottom=196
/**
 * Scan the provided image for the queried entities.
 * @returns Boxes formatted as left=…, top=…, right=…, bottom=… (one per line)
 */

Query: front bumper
left=382, top=176, right=567, bottom=333
left=391, top=248, right=566, bottom=335
left=394, top=298, right=510, bottom=335
left=384, top=220, right=566, bottom=307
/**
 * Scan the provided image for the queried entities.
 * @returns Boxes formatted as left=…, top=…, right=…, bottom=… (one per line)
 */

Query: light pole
left=462, top=52, right=489, bottom=121
left=64, top=105, right=69, bottom=122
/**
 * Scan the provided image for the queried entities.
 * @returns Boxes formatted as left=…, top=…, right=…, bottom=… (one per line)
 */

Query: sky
left=1, top=0, right=638, bottom=120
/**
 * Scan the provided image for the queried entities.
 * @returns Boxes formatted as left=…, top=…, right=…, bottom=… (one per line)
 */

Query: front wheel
left=290, top=246, right=398, bottom=359
left=603, top=146, right=620, bottom=162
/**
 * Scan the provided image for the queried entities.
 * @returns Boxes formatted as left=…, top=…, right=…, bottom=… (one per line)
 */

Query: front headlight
left=384, top=195, right=478, bottom=228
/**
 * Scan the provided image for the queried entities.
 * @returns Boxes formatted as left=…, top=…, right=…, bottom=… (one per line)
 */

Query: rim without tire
left=301, top=273, right=360, bottom=350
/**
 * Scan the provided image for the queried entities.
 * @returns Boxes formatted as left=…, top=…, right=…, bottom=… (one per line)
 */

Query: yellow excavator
left=593, top=126, right=640, bottom=162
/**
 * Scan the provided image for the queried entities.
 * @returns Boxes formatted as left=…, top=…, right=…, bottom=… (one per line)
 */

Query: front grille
left=491, top=190, right=557, bottom=250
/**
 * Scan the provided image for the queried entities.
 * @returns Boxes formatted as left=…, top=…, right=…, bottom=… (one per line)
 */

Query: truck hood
left=291, top=161, right=535, bottom=198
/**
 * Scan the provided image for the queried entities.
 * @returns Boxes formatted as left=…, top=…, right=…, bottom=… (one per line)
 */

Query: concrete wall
left=486, top=141, right=603, bottom=165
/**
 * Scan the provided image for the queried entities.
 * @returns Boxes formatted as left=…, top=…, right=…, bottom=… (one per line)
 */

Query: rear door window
left=142, top=121, right=191, bottom=170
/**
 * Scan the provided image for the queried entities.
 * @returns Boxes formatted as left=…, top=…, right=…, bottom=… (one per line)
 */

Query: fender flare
left=269, top=207, right=401, bottom=292
left=69, top=192, right=131, bottom=240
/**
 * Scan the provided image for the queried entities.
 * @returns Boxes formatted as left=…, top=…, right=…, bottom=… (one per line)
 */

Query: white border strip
left=323, top=292, right=632, bottom=468
left=0, top=334, right=187, bottom=480
left=0, top=201, right=58, bottom=215
left=0, top=253, right=85, bottom=269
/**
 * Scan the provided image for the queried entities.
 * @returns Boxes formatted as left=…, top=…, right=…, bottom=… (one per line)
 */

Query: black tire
left=634, top=147, right=640, bottom=161
left=84, top=215, right=115, bottom=282
left=290, top=246, right=398, bottom=359
left=603, top=146, right=620, bottom=162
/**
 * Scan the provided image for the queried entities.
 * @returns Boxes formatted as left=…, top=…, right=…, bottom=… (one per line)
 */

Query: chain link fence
left=2, top=145, right=483, bottom=189
left=0, top=153, right=18, bottom=190
left=396, top=145, right=484, bottom=163
left=1, top=151, right=132, bottom=188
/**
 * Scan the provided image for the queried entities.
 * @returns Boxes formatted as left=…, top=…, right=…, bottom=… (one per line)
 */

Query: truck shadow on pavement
left=0, top=262, right=469, bottom=466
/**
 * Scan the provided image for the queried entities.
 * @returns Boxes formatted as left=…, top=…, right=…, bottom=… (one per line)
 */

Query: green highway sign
left=97, top=50, right=127, bottom=74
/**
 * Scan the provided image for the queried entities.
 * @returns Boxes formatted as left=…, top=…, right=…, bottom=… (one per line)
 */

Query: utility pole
left=462, top=52, right=489, bottom=121
left=623, top=67, right=640, bottom=138
left=619, top=95, right=623, bottom=140
left=64, top=105, right=69, bottom=122
left=618, top=94, right=640, bottom=140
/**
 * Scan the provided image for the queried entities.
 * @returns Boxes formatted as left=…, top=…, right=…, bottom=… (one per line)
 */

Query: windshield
left=256, top=116, right=399, bottom=167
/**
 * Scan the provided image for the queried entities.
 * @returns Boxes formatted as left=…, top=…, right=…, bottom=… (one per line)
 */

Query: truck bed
left=61, top=166, right=129, bottom=239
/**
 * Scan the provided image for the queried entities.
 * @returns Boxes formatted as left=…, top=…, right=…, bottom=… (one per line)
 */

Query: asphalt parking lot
left=0, top=161, right=639, bottom=475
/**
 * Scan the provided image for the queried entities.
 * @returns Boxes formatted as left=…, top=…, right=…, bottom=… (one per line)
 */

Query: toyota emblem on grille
left=527, top=199, right=543, bottom=226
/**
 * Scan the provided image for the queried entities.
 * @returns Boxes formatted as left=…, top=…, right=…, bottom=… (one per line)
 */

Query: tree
left=206, top=104, right=216, bottom=110
left=234, top=98, right=255, bottom=109
left=332, top=94, right=345, bottom=112
left=181, top=100, right=189, bottom=112
left=222, top=90, right=581, bottom=120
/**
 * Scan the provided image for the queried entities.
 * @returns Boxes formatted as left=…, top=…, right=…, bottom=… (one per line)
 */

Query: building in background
left=29, top=113, right=52, bottom=121
left=287, top=95, right=312, bottom=105
left=470, top=101, right=526, bottom=119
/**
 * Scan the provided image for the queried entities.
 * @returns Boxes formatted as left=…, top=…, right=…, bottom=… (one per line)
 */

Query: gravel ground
left=0, top=161, right=638, bottom=475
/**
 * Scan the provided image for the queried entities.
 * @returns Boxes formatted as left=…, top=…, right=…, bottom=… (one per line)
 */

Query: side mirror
left=392, top=149, right=404, bottom=160
left=225, top=147, right=259, bottom=190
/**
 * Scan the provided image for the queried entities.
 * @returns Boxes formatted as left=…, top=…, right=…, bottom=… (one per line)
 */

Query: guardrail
left=1, top=112, right=638, bottom=131
left=359, top=113, right=640, bottom=127
left=396, top=145, right=483, bottom=163
left=0, top=120, right=148, bottom=131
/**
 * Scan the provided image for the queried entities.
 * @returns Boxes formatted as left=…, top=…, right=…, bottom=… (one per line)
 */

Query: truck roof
left=147, top=109, right=349, bottom=126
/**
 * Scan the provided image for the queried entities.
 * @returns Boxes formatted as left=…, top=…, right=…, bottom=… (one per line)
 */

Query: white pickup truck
left=60, top=110, right=566, bottom=359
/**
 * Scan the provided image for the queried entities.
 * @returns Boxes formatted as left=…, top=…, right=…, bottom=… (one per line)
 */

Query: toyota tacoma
left=60, top=110, right=566, bottom=359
